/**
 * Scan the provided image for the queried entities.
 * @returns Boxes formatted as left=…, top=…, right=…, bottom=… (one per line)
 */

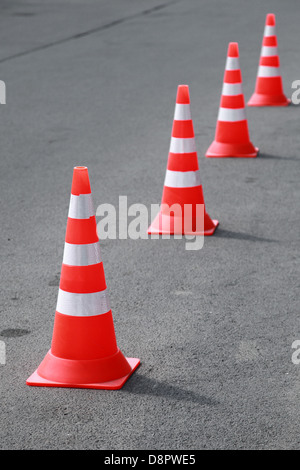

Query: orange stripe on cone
left=206, top=42, right=259, bottom=158
left=248, top=14, right=290, bottom=107
left=60, top=263, right=107, bottom=293
left=167, top=152, right=199, bottom=172
left=65, top=217, right=99, bottom=244
left=148, top=85, right=218, bottom=236
left=26, top=166, right=140, bottom=390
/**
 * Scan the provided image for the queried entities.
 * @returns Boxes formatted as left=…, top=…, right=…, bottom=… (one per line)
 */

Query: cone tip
left=266, top=13, right=276, bottom=26
left=74, top=166, right=88, bottom=171
left=227, top=42, right=239, bottom=57
left=176, top=85, right=190, bottom=104
left=71, top=166, right=91, bottom=195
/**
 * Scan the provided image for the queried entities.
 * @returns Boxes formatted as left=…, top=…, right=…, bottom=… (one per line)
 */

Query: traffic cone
left=148, top=85, right=218, bottom=236
left=248, top=13, right=290, bottom=106
left=26, top=166, right=140, bottom=390
left=206, top=42, right=259, bottom=158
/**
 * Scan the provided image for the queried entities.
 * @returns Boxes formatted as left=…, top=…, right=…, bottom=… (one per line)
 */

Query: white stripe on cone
left=56, top=289, right=111, bottom=317
left=63, top=242, right=102, bottom=266
left=225, top=57, right=240, bottom=71
left=264, top=25, right=276, bottom=37
left=174, top=103, right=192, bottom=121
left=164, top=169, right=201, bottom=188
left=221, top=82, right=243, bottom=96
left=68, top=193, right=95, bottom=219
left=169, top=137, right=196, bottom=154
left=261, top=46, right=278, bottom=56
left=257, top=65, right=280, bottom=77
left=217, top=107, right=246, bottom=122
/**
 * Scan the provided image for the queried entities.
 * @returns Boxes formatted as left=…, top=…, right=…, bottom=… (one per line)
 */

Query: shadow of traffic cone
left=148, top=85, right=218, bottom=236
left=248, top=13, right=290, bottom=107
left=206, top=42, right=259, bottom=158
left=26, top=166, right=140, bottom=390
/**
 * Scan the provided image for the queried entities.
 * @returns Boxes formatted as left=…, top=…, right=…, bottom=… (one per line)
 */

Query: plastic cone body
left=248, top=14, right=290, bottom=107
left=26, top=166, right=140, bottom=390
left=148, top=85, right=218, bottom=236
left=206, top=43, right=258, bottom=158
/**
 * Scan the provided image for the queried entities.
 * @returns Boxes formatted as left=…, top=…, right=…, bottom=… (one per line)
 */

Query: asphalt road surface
left=1, top=0, right=300, bottom=451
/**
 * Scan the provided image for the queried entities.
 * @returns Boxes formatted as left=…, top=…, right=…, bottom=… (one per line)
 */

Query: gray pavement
left=0, top=0, right=300, bottom=450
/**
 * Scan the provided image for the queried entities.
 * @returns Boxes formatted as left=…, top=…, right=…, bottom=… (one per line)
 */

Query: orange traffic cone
left=148, top=85, right=218, bottom=236
left=248, top=13, right=290, bottom=107
left=26, top=166, right=140, bottom=390
left=206, top=42, right=258, bottom=158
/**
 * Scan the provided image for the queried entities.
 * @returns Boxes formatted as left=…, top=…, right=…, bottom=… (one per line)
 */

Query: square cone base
left=206, top=147, right=259, bottom=158
left=247, top=95, right=291, bottom=107
left=26, top=357, right=140, bottom=390
left=147, top=213, right=219, bottom=236
left=206, top=138, right=259, bottom=158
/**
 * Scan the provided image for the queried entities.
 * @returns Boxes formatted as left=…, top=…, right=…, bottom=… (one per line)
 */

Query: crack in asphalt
left=0, top=0, right=180, bottom=64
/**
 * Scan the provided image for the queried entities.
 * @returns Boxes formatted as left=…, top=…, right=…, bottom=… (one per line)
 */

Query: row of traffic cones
left=149, top=13, right=290, bottom=235
left=26, top=13, right=289, bottom=390
left=206, top=13, right=289, bottom=159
